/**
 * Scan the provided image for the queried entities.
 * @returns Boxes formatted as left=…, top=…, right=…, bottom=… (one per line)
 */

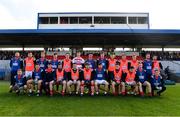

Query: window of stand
left=60, top=17, right=69, bottom=24
left=94, top=17, right=110, bottom=24
left=69, top=17, right=79, bottom=24
left=39, top=17, right=49, bottom=24
left=49, top=17, right=58, bottom=24
left=79, top=17, right=92, bottom=24
left=111, top=17, right=127, bottom=24
left=128, top=17, right=138, bottom=24
left=138, top=17, right=148, bottom=24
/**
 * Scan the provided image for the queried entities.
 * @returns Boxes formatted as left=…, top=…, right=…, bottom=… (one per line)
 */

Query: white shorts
left=126, top=81, right=136, bottom=86
left=95, top=80, right=107, bottom=85
left=25, top=71, right=33, bottom=78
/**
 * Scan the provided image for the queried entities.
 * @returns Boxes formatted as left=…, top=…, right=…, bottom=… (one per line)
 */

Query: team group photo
left=0, top=0, right=180, bottom=116
left=9, top=51, right=166, bottom=97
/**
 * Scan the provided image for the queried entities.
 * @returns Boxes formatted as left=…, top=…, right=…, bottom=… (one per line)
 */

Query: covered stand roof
left=0, top=29, right=180, bottom=47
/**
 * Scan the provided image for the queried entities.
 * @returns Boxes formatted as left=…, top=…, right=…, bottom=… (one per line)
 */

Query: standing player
left=44, top=62, right=56, bottom=96
left=13, top=69, right=27, bottom=95
left=125, top=66, right=137, bottom=95
left=120, top=53, right=129, bottom=73
left=9, top=52, right=23, bottom=92
left=107, top=52, right=117, bottom=89
left=72, top=51, right=85, bottom=70
left=62, top=53, right=72, bottom=85
left=94, top=62, right=109, bottom=95
left=86, top=53, right=96, bottom=70
left=135, top=62, right=152, bottom=97
left=32, top=64, right=43, bottom=96
left=67, top=63, right=81, bottom=95
left=25, top=52, right=35, bottom=96
left=24, top=52, right=35, bottom=78
left=51, top=53, right=59, bottom=70
left=112, top=61, right=126, bottom=96
left=36, top=51, right=48, bottom=72
left=55, top=63, right=66, bottom=96
left=151, top=69, right=166, bottom=96
left=97, top=52, right=108, bottom=70
left=129, top=53, right=139, bottom=72
left=80, top=62, right=94, bottom=96
left=143, top=53, right=152, bottom=81
left=152, top=55, right=163, bottom=75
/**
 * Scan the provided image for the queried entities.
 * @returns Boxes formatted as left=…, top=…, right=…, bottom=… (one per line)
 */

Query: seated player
left=125, top=66, right=137, bottom=95
left=32, top=64, right=43, bottom=96
left=112, top=61, right=125, bottom=96
left=94, top=62, right=109, bottom=95
left=26, top=73, right=34, bottom=96
left=13, top=69, right=27, bottom=95
left=55, top=63, right=66, bottom=96
left=135, top=62, right=152, bottom=97
left=80, top=62, right=94, bottom=96
left=151, top=69, right=166, bottom=96
left=67, top=63, right=81, bottom=95
left=44, top=62, right=56, bottom=96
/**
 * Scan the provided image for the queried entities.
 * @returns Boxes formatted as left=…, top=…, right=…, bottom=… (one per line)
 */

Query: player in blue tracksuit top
left=94, top=62, right=109, bottom=95
left=151, top=69, right=166, bottom=96
left=13, top=69, right=27, bottom=95
left=36, top=51, right=48, bottom=71
left=97, top=52, right=108, bottom=70
left=135, top=62, right=152, bottom=97
left=51, top=53, right=59, bottom=70
left=86, top=53, right=96, bottom=70
left=32, top=64, right=43, bottom=96
left=143, top=53, right=152, bottom=81
left=9, top=52, right=23, bottom=92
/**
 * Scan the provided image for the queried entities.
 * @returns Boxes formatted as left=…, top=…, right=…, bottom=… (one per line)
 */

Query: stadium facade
left=0, top=12, right=179, bottom=48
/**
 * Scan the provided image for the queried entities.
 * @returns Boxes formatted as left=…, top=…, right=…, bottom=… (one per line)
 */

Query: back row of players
left=9, top=51, right=166, bottom=97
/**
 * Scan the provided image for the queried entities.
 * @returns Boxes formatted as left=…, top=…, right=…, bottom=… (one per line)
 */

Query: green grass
left=0, top=81, right=180, bottom=116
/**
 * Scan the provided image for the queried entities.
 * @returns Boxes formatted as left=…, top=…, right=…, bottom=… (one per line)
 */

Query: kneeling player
left=45, top=62, right=56, bottom=96
left=80, top=62, right=94, bottom=96
left=151, top=69, right=166, bottom=96
left=55, top=63, right=66, bottom=96
left=94, top=63, right=109, bottom=95
left=67, top=63, right=81, bottom=95
left=13, top=69, right=27, bottom=95
left=32, top=64, right=43, bottom=96
left=125, top=66, right=137, bottom=95
left=112, top=62, right=125, bottom=96
left=135, top=62, right=152, bottom=97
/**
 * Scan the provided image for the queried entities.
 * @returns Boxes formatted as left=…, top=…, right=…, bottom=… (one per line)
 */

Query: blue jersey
left=143, top=60, right=152, bottom=74
left=151, top=75, right=162, bottom=87
left=33, top=69, right=42, bottom=80
left=14, top=75, right=25, bottom=86
left=136, top=69, right=147, bottom=83
left=86, top=59, right=96, bottom=69
left=10, top=57, right=22, bottom=72
left=95, top=68, right=106, bottom=80
left=97, top=58, right=107, bottom=70
left=51, top=59, right=59, bottom=70
left=36, top=58, right=47, bottom=71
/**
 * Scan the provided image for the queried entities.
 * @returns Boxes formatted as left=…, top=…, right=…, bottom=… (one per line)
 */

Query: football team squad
left=9, top=51, right=166, bottom=97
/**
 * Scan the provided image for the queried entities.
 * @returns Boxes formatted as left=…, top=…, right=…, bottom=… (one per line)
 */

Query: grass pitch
left=0, top=81, right=179, bottom=116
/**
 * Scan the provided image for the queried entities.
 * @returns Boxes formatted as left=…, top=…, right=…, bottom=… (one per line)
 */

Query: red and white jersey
left=72, top=57, right=85, bottom=69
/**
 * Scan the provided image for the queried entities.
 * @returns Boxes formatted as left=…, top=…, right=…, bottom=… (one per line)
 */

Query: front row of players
left=11, top=61, right=166, bottom=97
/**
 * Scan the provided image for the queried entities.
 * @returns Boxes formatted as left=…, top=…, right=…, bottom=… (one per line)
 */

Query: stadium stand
left=0, top=51, right=179, bottom=60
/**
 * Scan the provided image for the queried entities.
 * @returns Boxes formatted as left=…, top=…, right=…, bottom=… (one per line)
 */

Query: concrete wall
left=0, top=60, right=10, bottom=80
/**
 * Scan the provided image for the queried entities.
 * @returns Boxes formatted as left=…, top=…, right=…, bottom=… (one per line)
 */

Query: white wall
left=160, top=61, right=180, bottom=73
left=0, top=60, right=11, bottom=80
